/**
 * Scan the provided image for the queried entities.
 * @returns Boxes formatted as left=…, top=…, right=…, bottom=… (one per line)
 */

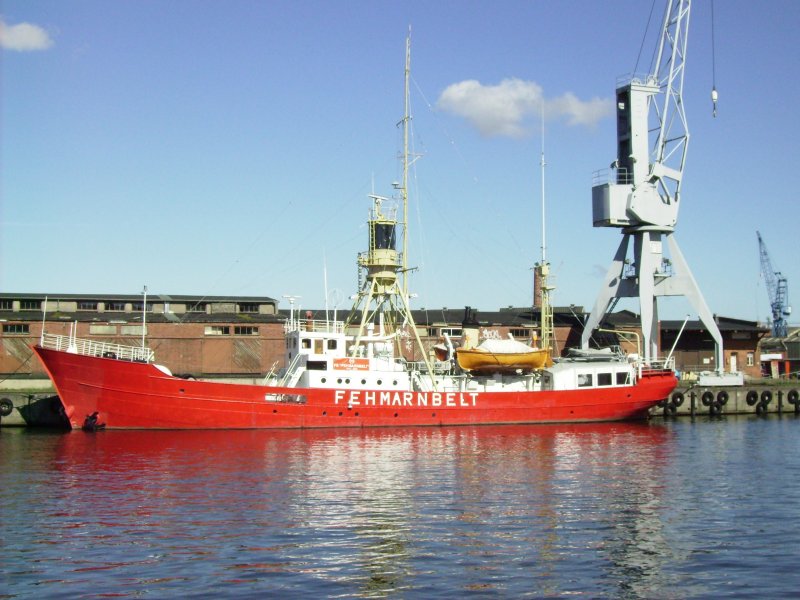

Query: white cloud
left=0, top=17, right=54, bottom=51
left=437, top=78, right=612, bottom=138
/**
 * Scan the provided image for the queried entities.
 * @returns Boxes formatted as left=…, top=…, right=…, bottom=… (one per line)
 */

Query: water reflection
left=2, top=422, right=683, bottom=597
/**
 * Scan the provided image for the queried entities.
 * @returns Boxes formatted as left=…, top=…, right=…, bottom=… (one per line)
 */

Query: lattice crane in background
left=581, top=0, right=724, bottom=369
left=757, top=231, right=791, bottom=338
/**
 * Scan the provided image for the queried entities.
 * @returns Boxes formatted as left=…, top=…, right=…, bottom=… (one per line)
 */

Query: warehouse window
left=238, top=303, right=259, bottom=313
left=0, top=300, right=13, bottom=310
left=2, top=324, right=29, bottom=335
left=189, top=302, right=207, bottom=313
left=78, top=301, right=99, bottom=311
left=234, top=326, right=258, bottom=336
left=509, top=328, right=529, bottom=338
left=20, top=300, right=39, bottom=310
left=441, top=328, right=462, bottom=337
left=747, top=352, right=754, bottom=367
left=105, top=301, right=126, bottom=312
left=204, top=326, right=230, bottom=336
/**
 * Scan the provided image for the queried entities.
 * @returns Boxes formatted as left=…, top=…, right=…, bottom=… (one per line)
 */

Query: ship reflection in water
left=2, top=419, right=799, bottom=597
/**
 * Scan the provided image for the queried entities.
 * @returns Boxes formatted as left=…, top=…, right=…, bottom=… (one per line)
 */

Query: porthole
left=393, top=380, right=398, bottom=386
left=361, top=379, right=366, bottom=385
left=321, top=377, right=327, bottom=383
left=345, top=378, right=350, bottom=384
left=377, top=379, right=383, bottom=385
left=337, top=378, right=342, bottom=384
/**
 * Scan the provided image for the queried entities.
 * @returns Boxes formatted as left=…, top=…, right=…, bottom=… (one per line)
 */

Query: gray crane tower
left=581, top=0, right=724, bottom=370
left=757, top=231, right=792, bottom=338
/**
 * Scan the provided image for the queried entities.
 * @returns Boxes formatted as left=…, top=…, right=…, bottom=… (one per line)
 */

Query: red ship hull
left=33, top=346, right=677, bottom=430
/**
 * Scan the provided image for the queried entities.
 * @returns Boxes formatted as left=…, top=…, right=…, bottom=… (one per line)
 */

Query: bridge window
left=597, top=373, right=612, bottom=386
left=577, top=373, right=593, bottom=387
left=616, top=372, right=630, bottom=385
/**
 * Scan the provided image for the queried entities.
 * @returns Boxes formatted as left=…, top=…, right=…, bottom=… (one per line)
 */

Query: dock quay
left=652, top=384, right=800, bottom=418
left=0, top=391, right=65, bottom=428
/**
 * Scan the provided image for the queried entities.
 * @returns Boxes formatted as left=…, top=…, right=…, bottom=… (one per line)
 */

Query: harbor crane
left=581, top=0, right=724, bottom=369
left=757, top=231, right=791, bottom=338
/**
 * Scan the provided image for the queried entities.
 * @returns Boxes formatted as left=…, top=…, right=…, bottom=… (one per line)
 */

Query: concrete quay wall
left=652, top=385, right=800, bottom=417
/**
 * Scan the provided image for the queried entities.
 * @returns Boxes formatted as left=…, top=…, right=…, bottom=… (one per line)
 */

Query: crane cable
left=634, top=0, right=657, bottom=75
left=711, top=0, right=718, bottom=117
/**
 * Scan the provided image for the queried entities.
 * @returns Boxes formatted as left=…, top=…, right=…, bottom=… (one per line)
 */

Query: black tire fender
left=0, top=397, right=13, bottom=417
left=671, top=392, right=685, bottom=407
left=746, top=390, right=759, bottom=406
left=787, top=390, right=799, bottom=405
left=717, top=391, right=729, bottom=406
left=701, top=391, right=714, bottom=406
left=761, top=390, right=773, bottom=405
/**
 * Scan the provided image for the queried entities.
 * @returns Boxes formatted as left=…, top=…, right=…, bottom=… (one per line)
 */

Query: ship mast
left=345, top=31, right=436, bottom=386
left=401, top=31, right=411, bottom=297
left=536, top=108, right=555, bottom=354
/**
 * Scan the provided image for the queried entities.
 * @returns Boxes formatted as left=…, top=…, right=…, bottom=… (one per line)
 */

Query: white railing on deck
left=639, top=356, right=675, bottom=376
left=40, top=332, right=155, bottom=363
left=285, top=319, right=345, bottom=334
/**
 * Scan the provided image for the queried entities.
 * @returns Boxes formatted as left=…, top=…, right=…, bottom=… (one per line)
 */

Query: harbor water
left=2, top=416, right=799, bottom=598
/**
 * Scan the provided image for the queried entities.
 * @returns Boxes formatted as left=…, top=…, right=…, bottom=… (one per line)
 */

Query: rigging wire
left=634, top=0, right=658, bottom=75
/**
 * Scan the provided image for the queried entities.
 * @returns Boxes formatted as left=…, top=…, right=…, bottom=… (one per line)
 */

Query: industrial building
left=0, top=292, right=776, bottom=386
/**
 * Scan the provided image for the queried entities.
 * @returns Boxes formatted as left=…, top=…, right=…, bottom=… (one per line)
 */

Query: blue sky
left=2, top=1, right=798, bottom=326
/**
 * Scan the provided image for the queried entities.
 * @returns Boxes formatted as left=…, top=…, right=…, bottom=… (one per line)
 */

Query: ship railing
left=638, top=356, right=676, bottom=376
left=285, top=319, right=345, bottom=334
left=40, top=332, right=155, bottom=363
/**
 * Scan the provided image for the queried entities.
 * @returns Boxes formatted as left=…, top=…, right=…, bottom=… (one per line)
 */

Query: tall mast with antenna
left=401, top=29, right=411, bottom=297
left=536, top=107, right=555, bottom=355
left=346, top=31, right=436, bottom=385
left=540, top=108, right=547, bottom=265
